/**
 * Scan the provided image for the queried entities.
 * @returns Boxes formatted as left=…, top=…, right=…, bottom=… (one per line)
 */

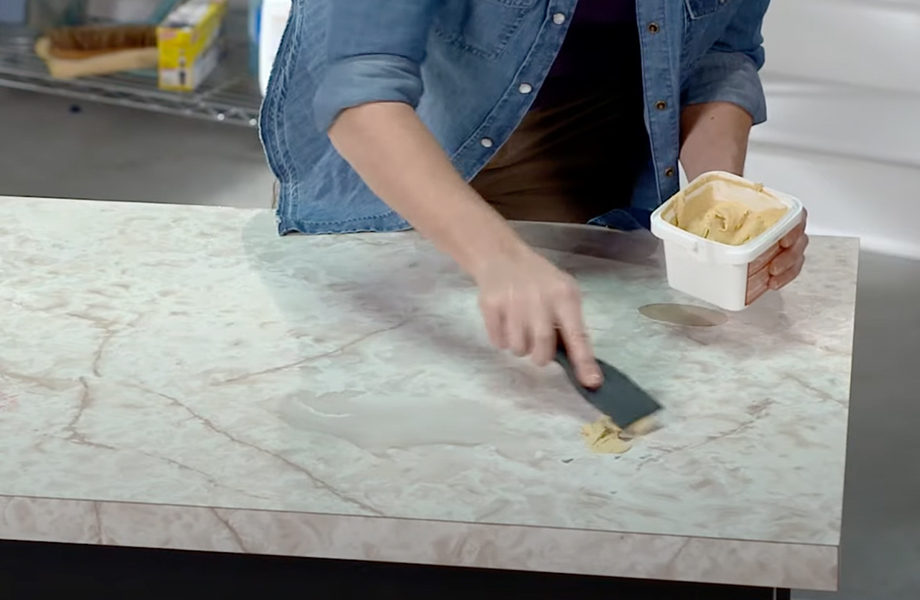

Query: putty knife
left=555, top=344, right=662, bottom=429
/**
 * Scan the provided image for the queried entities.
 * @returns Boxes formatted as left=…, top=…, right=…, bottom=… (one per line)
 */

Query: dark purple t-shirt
left=533, top=0, right=638, bottom=108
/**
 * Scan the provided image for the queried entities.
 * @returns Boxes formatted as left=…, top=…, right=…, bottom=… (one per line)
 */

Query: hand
left=746, top=209, right=809, bottom=304
left=473, top=247, right=603, bottom=388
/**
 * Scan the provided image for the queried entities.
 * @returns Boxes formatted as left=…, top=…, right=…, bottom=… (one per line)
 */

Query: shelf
left=0, top=24, right=262, bottom=127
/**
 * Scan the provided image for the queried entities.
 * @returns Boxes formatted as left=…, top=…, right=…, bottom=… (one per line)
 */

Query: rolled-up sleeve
left=313, top=0, right=440, bottom=132
left=681, top=0, right=770, bottom=125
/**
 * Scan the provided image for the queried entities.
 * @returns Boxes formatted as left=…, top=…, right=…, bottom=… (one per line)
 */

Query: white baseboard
left=761, top=0, right=920, bottom=95
left=755, top=76, right=920, bottom=169
left=746, top=144, right=920, bottom=260
left=748, top=0, right=920, bottom=259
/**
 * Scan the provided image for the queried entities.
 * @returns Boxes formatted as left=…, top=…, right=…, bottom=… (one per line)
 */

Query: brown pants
left=274, top=89, right=649, bottom=221
left=471, top=89, right=650, bottom=224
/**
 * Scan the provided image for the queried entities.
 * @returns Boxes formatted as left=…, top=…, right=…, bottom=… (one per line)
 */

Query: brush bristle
left=47, top=25, right=157, bottom=52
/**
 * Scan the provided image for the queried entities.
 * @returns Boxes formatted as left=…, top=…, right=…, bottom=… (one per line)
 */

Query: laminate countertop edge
left=0, top=494, right=839, bottom=591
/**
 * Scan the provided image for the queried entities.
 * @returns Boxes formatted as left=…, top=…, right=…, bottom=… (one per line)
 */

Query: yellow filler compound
left=582, top=416, right=657, bottom=454
left=670, top=177, right=788, bottom=246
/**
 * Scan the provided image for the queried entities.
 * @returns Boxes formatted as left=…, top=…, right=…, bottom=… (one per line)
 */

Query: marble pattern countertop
left=0, top=197, right=858, bottom=591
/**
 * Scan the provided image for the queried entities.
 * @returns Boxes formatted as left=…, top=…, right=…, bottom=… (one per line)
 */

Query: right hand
left=328, top=103, right=600, bottom=386
left=473, top=247, right=603, bottom=389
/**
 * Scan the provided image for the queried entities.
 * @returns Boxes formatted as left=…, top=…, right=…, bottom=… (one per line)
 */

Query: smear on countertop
left=638, top=303, right=728, bottom=327
left=581, top=416, right=656, bottom=454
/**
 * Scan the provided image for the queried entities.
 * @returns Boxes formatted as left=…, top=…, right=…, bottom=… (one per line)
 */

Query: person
left=259, top=0, right=809, bottom=389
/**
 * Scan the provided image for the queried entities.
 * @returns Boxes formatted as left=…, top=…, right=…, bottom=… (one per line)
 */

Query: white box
left=259, top=0, right=292, bottom=97
left=650, top=171, right=805, bottom=311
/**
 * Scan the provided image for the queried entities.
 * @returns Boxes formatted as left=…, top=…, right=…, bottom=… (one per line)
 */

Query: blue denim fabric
left=260, top=0, right=770, bottom=235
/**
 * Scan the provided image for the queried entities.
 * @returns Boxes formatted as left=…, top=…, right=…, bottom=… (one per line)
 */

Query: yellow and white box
left=157, top=0, right=227, bottom=91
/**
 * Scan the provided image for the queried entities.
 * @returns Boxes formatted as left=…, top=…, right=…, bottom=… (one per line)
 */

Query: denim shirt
left=260, top=0, right=769, bottom=235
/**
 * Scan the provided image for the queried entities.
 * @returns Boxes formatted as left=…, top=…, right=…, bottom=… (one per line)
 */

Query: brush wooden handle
left=35, top=37, right=159, bottom=79
left=48, top=47, right=131, bottom=60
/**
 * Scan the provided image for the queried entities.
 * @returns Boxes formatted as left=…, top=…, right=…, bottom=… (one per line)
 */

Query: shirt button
left=480, top=138, right=494, bottom=148
left=665, top=167, right=676, bottom=178
left=518, top=83, right=533, bottom=94
left=553, top=13, right=566, bottom=25
left=648, top=22, right=660, bottom=33
left=655, top=100, right=667, bottom=110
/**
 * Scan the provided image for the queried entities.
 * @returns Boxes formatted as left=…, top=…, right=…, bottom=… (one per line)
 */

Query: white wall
left=747, top=0, right=920, bottom=258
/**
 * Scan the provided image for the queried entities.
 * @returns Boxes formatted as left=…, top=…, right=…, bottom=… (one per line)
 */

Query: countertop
left=0, top=197, right=858, bottom=591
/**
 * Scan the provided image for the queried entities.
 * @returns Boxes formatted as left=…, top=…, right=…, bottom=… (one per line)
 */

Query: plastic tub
left=650, top=171, right=805, bottom=311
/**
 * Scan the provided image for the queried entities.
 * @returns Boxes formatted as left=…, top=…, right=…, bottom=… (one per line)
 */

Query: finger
left=746, top=264, right=770, bottom=305
left=479, top=298, right=508, bottom=350
left=529, top=302, right=556, bottom=368
left=770, top=233, right=809, bottom=277
left=770, top=255, right=806, bottom=290
left=507, top=305, right=531, bottom=358
left=748, top=242, right=781, bottom=276
left=780, top=210, right=808, bottom=249
left=554, top=287, right=602, bottom=389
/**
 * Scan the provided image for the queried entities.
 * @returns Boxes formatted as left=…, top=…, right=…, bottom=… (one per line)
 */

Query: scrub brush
left=35, top=24, right=159, bottom=79
left=44, top=24, right=157, bottom=59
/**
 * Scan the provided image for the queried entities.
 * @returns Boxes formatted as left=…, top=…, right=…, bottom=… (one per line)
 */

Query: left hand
left=746, top=209, right=809, bottom=305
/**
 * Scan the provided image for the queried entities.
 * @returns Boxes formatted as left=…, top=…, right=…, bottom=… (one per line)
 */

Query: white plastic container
left=650, top=171, right=805, bottom=311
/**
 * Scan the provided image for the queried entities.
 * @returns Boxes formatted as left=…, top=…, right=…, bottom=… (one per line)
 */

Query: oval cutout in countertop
left=638, top=303, right=728, bottom=327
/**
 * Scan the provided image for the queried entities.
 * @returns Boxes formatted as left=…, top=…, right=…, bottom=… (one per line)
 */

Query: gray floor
left=1, top=89, right=918, bottom=600
left=0, top=89, right=275, bottom=207
left=798, top=251, right=920, bottom=600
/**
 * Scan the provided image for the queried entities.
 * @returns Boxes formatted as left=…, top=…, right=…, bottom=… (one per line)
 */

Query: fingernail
left=586, top=372, right=603, bottom=388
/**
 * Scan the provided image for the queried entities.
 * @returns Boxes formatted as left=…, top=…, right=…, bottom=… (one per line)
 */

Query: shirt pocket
left=681, top=0, right=739, bottom=66
left=433, top=0, right=539, bottom=61
left=684, top=0, right=735, bottom=19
